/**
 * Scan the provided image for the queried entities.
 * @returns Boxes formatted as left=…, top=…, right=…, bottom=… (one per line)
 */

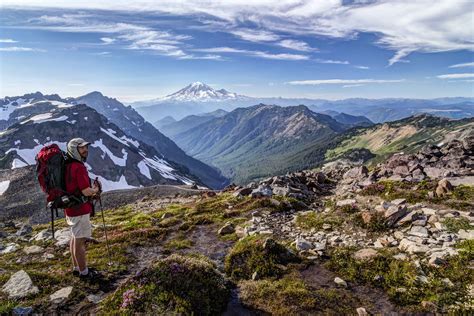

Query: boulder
left=31, top=229, right=53, bottom=242
left=343, top=166, right=368, bottom=180
left=353, top=248, right=379, bottom=261
left=12, top=307, right=33, bottom=316
left=15, top=224, right=32, bottom=237
left=217, top=222, right=235, bottom=235
left=23, top=246, right=44, bottom=255
left=384, top=205, right=408, bottom=227
left=50, top=286, right=73, bottom=304
left=408, top=226, right=429, bottom=238
left=233, top=187, right=253, bottom=197
left=295, top=238, right=313, bottom=251
left=334, top=277, right=347, bottom=287
left=435, top=179, right=453, bottom=197
left=251, top=185, right=273, bottom=198
left=54, top=228, right=71, bottom=247
left=2, top=270, right=39, bottom=299
left=356, top=307, right=369, bottom=316
left=336, top=199, right=357, bottom=207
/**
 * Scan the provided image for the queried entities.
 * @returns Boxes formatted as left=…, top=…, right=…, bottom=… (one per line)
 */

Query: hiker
left=65, top=137, right=102, bottom=279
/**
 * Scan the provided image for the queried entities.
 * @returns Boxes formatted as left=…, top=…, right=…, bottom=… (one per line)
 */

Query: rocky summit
left=0, top=136, right=472, bottom=315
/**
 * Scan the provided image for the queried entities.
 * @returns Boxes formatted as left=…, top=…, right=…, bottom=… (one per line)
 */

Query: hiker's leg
left=70, top=237, right=79, bottom=269
left=74, top=237, right=87, bottom=271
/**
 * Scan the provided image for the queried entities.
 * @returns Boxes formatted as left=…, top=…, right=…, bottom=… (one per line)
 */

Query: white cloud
left=354, top=65, right=370, bottom=69
left=4, top=0, right=472, bottom=65
left=437, top=73, right=474, bottom=79
left=287, top=78, right=405, bottom=85
left=0, top=39, right=18, bottom=43
left=100, top=37, right=115, bottom=44
left=230, top=28, right=280, bottom=42
left=24, top=13, right=199, bottom=59
left=315, top=59, right=349, bottom=65
left=0, top=46, right=46, bottom=52
left=343, top=84, right=365, bottom=88
left=277, top=39, right=316, bottom=52
left=193, top=46, right=308, bottom=60
left=449, top=62, right=474, bottom=68
left=252, top=51, right=308, bottom=60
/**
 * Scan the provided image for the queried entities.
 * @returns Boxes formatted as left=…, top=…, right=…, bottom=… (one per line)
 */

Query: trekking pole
left=98, top=197, right=113, bottom=266
left=95, top=177, right=113, bottom=266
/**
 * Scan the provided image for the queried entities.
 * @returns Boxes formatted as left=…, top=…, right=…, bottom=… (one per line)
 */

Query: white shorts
left=66, top=213, right=92, bottom=239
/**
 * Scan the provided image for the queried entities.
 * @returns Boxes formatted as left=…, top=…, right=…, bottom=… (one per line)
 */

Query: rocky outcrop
left=337, top=139, right=473, bottom=190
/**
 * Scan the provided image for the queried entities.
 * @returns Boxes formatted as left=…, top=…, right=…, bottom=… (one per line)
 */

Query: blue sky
left=0, top=1, right=473, bottom=102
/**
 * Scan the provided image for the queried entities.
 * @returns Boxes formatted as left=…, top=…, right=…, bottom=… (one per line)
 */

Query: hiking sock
left=73, top=266, right=79, bottom=272
left=80, top=267, right=89, bottom=276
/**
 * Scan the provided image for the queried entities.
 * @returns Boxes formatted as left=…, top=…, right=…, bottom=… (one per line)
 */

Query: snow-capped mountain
left=0, top=92, right=74, bottom=130
left=0, top=104, right=199, bottom=191
left=131, top=82, right=253, bottom=120
left=160, top=82, right=241, bottom=102
left=136, top=82, right=245, bottom=105
left=0, top=103, right=208, bottom=222
left=0, top=91, right=228, bottom=189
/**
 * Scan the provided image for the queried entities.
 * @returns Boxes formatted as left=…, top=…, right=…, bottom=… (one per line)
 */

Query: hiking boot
left=72, top=270, right=80, bottom=277
left=79, top=267, right=102, bottom=282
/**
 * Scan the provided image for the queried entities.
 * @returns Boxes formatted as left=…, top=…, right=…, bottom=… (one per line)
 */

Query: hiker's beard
left=80, top=152, right=88, bottom=162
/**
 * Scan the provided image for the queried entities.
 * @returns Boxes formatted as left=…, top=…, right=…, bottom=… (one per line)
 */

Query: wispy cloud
left=0, top=38, right=18, bottom=43
left=315, top=59, right=349, bottom=65
left=100, top=37, right=115, bottom=44
left=276, top=39, right=316, bottom=52
left=23, top=13, right=203, bottom=59
left=0, top=46, right=46, bottom=52
left=437, top=73, right=474, bottom=79
left=252, top=51, right=308, bottom=60
left=230, top=28, right=280, bottom=42
left=287, top=78, right=405, bottom=85
left=3, top=0, right=472, bottom=65
left=343, top=84, right=365, bottom=88
left=354, top=65, right=370, bottom=69
left=449, top=62, right=474, bottom=68
left=193, top=46, right=309, bottom=60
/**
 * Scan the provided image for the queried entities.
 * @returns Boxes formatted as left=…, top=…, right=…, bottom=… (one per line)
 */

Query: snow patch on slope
left=100, top=127, right=139, bottom=148
left=0, top=180, right=10, bottom=195
left=91, top=139, right=128, bottom=167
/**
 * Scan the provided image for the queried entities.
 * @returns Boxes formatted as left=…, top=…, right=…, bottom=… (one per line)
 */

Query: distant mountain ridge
left=170, top=103, right=348, bottom=184
left=130, top=82, right=474, bottom=122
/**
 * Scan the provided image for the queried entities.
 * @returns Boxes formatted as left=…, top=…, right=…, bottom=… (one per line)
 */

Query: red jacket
left=64, top=161, right=93, bottom=217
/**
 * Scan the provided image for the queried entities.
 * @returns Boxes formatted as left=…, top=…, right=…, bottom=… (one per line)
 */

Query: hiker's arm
left=77, top=165, right=100, bottom=197
left=81, top=186, right=99, bottom=197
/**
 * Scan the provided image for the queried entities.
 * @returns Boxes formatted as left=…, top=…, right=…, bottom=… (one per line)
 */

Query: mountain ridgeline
left=0, top=92, right=228, bottom=190
left=131, top=82, right=474, bottom=123
left=169, top=104, right=349, bottom=183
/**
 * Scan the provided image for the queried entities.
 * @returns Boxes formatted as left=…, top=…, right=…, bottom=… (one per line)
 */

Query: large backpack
left=35, top=144, right=87, bottom=238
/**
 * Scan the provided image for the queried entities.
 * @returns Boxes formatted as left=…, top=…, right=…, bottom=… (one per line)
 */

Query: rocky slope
left=326, top=114, right=474, bottom=165
left=1, top=139, right=472, bottom=315
left=0, top=92, right=228, bottom=190
left=0, top=104, right=203, bottom=222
